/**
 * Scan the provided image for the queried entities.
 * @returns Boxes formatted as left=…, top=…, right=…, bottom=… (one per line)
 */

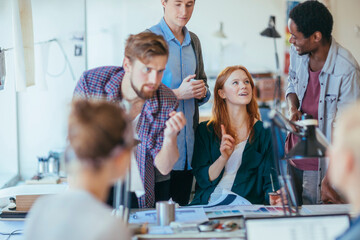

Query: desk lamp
left=268, top=110, right=327, bottom=215
left=285, top=115, right=327, bottom=159
left=260, top=16, right=282, bottom=109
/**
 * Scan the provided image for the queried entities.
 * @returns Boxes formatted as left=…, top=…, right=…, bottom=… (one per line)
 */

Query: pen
left=270, top=173, right=275, bottom=192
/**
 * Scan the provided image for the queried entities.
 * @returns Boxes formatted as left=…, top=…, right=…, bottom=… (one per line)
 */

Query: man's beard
left=130, top=76, right=156, bottom=100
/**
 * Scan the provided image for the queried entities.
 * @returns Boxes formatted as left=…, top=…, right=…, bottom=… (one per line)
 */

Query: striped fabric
left=74, top=66, right=178, bottom=208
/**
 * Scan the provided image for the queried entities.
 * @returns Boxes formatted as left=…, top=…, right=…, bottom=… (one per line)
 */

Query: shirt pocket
left=325, top=94, right=337, bottom=119
left=289, top=70, right=298, bottom=85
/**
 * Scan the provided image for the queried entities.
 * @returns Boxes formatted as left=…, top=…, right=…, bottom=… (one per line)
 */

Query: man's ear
left=161, top=0, right=166, bottom=8
left=123, top=57, right=132, bottom=73
left=312, top=31, right=323, bottom=43
left=218, top=89, right=225, bottom=99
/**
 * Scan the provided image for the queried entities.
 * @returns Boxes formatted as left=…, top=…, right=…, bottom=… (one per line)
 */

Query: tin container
left=48, top=156, right=59, bottom=175
left=156, top=201, right=175, bottom=226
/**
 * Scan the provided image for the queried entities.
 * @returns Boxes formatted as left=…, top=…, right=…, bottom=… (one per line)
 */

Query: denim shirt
left=150, top=18, right=210, bottom=171
left=286, top=38, right=360, bottom=142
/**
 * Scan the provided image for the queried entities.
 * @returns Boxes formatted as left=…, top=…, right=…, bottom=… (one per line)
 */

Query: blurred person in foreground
left=328, top=101, right=360, bottom=240
left=25, top=100, right=133, bottom=240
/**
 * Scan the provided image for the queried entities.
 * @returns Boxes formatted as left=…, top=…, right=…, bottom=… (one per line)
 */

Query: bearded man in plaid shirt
left=73, top=32, right=186, bottom=208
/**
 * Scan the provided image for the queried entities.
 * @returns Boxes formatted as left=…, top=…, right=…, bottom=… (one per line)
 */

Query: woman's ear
left=218, top=89, right=226, bottom=99
left=112, top=149, right=131, bottom=180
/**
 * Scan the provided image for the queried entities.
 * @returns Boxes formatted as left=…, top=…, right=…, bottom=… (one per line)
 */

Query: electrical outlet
left=74, top=44, right=82, bottom=56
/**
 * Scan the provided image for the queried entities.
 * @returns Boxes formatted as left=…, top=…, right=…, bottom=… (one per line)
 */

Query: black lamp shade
left=260, top=16, right=281, bottom=38
left=285, top=125, right=327, bottom=159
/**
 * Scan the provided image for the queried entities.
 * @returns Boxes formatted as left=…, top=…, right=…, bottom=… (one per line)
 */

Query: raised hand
left=219, top=124, right=235, bottom=161
left=164, top=111, right=186, bottom=140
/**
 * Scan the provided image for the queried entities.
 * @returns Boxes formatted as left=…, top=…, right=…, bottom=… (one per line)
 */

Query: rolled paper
left=36, top=42, right=50, bottom=90
left=0, top=50, right=5, bottom=90
left=12, top=0, right=35, bottom=92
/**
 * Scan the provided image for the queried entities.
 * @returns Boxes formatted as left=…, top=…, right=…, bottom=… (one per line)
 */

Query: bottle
left=37, top=157, right=45, bottom=176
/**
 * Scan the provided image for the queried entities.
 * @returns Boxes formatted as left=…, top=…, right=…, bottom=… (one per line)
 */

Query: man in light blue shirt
left=149, top=0, right=210, bottom=205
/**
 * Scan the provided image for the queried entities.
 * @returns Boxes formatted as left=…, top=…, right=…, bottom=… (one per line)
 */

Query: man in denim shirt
left=148, top=0, right=210, bottom=205
left=286, top=1, right=360, bottom=205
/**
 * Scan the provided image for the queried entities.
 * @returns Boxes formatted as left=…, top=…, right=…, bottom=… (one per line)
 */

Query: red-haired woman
left=191, top=65, right=280, bottom=205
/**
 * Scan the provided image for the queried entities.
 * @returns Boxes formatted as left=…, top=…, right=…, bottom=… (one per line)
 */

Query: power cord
left=0, top=229, right=23, bottom=240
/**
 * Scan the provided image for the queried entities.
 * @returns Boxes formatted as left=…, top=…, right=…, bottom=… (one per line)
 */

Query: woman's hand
left=208, top=125, right=235, bottom=181
left=269, top=189, right=283, bottom=206
left=220, top=124, right=235, bottom=161
left=269, top=188, right=290, bottom=206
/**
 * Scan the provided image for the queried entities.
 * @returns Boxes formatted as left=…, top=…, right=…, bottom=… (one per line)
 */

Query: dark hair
left=68, top=100, right=132, bottom=169
left=125, top=32, right=169, bottom=64
left=289, top=1, right=333, bottom=42
left=209, top=65, right=260, bottom=143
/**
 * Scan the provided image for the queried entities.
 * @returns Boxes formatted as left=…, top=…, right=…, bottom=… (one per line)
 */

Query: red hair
left=208, top=65, right=260, bottom=142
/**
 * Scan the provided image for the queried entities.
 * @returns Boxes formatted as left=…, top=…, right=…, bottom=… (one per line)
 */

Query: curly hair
left=289, top=1, right=333, bottom=42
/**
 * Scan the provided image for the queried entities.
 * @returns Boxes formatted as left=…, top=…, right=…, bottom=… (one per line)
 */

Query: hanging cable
left=1, top=38, right=76, bottom=81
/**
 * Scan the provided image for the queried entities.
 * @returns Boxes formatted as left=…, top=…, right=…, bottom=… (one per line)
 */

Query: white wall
left=0, top=0, right=359, bottom=180
left=330, top=0, right=360, bottom=63
left=0, top=1, right=18, bottom=176
left=87, top=0, right=288, bottom=75
left=0, top=0, right=85, bottom=179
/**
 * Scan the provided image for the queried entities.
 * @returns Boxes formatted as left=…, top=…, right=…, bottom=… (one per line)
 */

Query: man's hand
left=289, top=106, right=302, bottom=122
left=321, top=174, right=346, bottom=204
left=173, top=74, right=207, bottom=100
left=164, top=111, right=186, bottom=140
left=287, top=93, right=301, bottom=122
left=155, top=111, right=186, bottom=175
left=219, top=125, right=235, bottom=161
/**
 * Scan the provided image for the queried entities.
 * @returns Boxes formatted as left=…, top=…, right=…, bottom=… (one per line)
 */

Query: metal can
left=48, top=156, right=59, bottom=175
left=37, top=157, right=45, bottom=175
left=156, top=201, right=175, bottom=226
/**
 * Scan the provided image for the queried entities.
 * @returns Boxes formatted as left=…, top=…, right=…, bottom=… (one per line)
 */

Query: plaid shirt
left=74, top=66, right=179, bottom=208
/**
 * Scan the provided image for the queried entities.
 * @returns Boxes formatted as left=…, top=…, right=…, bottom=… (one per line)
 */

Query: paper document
left=0, top=49, right=5, bottom=90
left=205, top=205, right=290, bottom=218
left=188, top=190, right=252, bottom=209
left=206, top=190, right=252, bottom=207
left=301, top=204, right=351, bottom=215
left=0, top=184, right=68, bottom=199
left=129, top=207, right=208, bottom=224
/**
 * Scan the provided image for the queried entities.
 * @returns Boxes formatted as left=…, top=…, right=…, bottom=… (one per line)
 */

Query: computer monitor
left=245, top=214, right=350, bottom=240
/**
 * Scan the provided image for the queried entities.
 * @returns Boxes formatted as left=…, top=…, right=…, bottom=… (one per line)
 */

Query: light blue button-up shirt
left=286, top=38, right=360, bottom=142
left=150, top=18, right=210, bottom=170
